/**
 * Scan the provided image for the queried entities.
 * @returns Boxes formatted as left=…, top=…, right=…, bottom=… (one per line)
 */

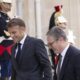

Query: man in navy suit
left=48, top=5, right=67, bottom=80
left=7, top=18, right=52, bottom=80
left=47, top=27, right=80, bottom=80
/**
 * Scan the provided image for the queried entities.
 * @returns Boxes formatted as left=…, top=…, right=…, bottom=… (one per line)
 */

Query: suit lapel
left=12, top=36, right=30, bottom=68
left=19, top=36, right=30, bottom=63
left=59, top=45, right=72, bottom=80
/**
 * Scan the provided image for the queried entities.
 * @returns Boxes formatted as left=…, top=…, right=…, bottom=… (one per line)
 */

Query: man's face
left=47, top=35, right=61, bottom=54
left=8, top=25, right=25, bottom=43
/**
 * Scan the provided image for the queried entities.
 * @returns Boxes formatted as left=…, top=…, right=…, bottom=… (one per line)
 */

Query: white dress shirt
left=56, top=43, right=70, bottom=73
left=60, top=43, right=70, bottom=68
left=15, top=34, right=27, bottom=57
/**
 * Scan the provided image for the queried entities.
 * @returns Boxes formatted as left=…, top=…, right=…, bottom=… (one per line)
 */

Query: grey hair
left=47, top=26, right=67, bottom=41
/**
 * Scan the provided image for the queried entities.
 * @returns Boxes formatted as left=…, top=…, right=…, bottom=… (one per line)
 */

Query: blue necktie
left=16, top=43, right=21, bottom=64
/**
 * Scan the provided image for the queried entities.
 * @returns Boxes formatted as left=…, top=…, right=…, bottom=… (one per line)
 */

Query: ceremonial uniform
left=0, top=0, right=13, bottom=79
left=0, top=11, right=13, bottom=80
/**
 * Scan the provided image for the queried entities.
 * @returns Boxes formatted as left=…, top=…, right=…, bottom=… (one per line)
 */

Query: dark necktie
left=53, top=55, right=60, bottom=80
left=57, top=54, right=62, bottom=80
left=16, top=43, right=21, bottom=64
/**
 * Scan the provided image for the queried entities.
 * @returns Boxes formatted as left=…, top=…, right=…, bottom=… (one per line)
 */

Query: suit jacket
left=11, top=36, right=52, bottom=80
left=59, top=45, right=80, bottom=80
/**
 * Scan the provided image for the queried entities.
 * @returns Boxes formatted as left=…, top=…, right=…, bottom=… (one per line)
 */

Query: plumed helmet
left=49, top=4, right=67, bottom=30
left=49, top=5, right=63, bottom=30
left=54, top=5, right=67, bottom=24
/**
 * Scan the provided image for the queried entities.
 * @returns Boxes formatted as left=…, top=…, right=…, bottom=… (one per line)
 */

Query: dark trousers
left=0, top=61, right=11, bottom=80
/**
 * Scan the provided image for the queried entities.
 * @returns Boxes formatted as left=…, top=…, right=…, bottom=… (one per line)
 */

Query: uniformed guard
left=0, top=0, right=13, bottom=80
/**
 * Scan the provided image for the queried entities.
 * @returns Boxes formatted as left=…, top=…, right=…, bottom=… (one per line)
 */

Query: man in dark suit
left=48, top=5, right=67, bottom=80
left=47, top=27, right=80, bottom=80
left=7, top=18, right=52, bottom=80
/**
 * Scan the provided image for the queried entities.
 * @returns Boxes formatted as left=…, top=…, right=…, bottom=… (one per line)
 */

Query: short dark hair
left=7, top=18, right=26, bottom=28
left=47, top=26, right=67, bottom=41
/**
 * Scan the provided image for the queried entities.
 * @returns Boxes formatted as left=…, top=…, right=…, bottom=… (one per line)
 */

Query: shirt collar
left=61, top=43, right=70, bottom=57
left=20, top=34, right=27, bottom=45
